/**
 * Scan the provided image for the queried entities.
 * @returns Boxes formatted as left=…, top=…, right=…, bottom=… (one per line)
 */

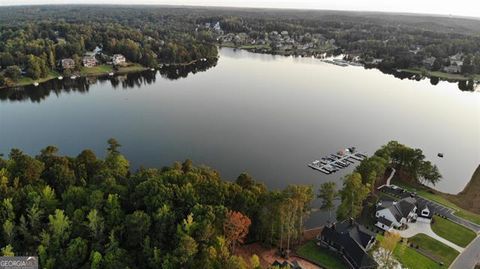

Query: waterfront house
left=112, top=54, right=126, bottom=65
left=271, top=260, right=303, bottom=269
left=443, top=64, right=462, bottom=73
left=422, top=57, right=436, bottom=69
left=375, top=197, right=417, bottom=231
left=82, top=56, right=97, bottom=68
left=319, top=220, right=378, bottom=269
left=61, top=58, right=75, bottom=69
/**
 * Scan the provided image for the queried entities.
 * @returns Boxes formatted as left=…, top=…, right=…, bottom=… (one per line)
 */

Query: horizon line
left=1, top=3, right=479, bottom=20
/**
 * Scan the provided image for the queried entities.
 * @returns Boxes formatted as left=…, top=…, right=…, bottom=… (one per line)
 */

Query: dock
left=307, top=147, right=367, bottom=175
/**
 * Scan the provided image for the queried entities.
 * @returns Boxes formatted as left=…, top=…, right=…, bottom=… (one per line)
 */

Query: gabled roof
left=321, top=220, right=378, bottom=269
left=272, top=260, right=303, bottom=269
left=377, top=216, right=393, bottom=227
left=379, top=197, right=417, bottom=222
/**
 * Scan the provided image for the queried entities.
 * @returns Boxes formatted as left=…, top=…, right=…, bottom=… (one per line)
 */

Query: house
left=375, top=197, right=418, bottom=231
left=61, top=58, right=75, bottom=69
left=443, top=64, right=462, bottom=74
left=422, top=57, right=436, bottom=69
left=82, top=56, right=97, bottom=68
left=416, top=200, right=433, bottom=223
left=319, top=220, right=378, bottom=269
left=112, top=54, right=126, bottom=65
left=271, top=260, right=303, bottom=269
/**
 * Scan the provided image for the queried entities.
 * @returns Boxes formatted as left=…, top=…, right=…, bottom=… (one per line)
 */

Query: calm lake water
left=1, top=48, right=479, bottom=225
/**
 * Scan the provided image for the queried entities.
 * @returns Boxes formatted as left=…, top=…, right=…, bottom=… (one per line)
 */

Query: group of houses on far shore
left=60, top=46, right=126, bottom=71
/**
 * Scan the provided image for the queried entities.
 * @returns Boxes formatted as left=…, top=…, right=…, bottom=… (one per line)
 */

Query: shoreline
left=0, top=58, right=217, bottom=90
left=399, top=68, right=480, bottom=82
left=0, top=64, right=149, bottom=90
left=220, top=44, right=480, bottom=83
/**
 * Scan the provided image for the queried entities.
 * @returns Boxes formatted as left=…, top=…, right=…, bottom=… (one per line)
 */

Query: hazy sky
left=0, top=0, right=479, bottom=18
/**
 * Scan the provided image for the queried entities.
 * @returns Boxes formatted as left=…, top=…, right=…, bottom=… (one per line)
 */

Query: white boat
left=58, top=76, right=63, bottom=80
left=108, top=72, right=114, bottom=76
left=33, top=82, right=39, bottom=86
left=70, top=75, right=77, bottom=79
left=150, top=68, right=155, bottom=71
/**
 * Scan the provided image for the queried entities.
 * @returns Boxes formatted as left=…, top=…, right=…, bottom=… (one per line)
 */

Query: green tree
left=4, top=66, right=21, bottom=81
left=337, top=173, right=370, bottom=220
left=318, top=182, right=337, bottom=221
left=125, top=210, right=151, bottom=248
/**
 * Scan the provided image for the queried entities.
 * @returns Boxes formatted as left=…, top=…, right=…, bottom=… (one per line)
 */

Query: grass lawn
left=431, top=216, right=476, bottom=247
left=80, top=64, right=113, bottom=76
left=296, top=241, right=347, bottom=269
left=396, top=181, right=480, bottom=225
left=408, top=234, right=459, bottom=266
left=393, top=242, right=443, bottom=269
left=117, top=63, right=148, bottom=74
left=16, top=70, right=60, bottom=86
left=400, top=68, right=478, bottom=81
left=455, top=210, right=480, bottom=225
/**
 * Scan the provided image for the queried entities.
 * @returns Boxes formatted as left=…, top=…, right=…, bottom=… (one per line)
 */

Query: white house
left=416, top=202, right=433, bottom=223
left=375, top=197, right=417, bottom=231
left=112, top=54, right=126, bottom=65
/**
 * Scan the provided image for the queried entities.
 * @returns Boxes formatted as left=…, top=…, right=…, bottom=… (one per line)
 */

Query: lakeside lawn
left=400, top=68, right=479, bottom=81
left=16, top=70, right=60, bottom=86
left=431, top=216, right=476, bottom=247
left=296, top=241, right=347, bottom=269
left=393, top=242, right=443, bottom=269
left=116, top=64, right=148, bottom=73
left=80, top=64, right=113, bottom=76
left=396, top=181, right=480, bottom=225
left=408, top=234, right=459, bottom=266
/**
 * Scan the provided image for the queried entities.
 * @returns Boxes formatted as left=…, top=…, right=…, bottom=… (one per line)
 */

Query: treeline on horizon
left=0, top=139, right=441, bottom=268
left=1, top=6, right=480, bottom=88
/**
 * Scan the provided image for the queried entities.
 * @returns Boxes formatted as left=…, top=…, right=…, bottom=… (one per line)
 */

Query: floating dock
left=307, top=147, right=367, bottom=175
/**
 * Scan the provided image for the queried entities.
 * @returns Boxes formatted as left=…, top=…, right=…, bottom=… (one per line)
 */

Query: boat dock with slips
left=307, top=147, right=367, bottom=175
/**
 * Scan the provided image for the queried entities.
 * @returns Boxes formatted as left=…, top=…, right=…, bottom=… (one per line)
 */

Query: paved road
left=450, top=235, right=480, bottom=269
left=385, top=168, right=396, bottom=186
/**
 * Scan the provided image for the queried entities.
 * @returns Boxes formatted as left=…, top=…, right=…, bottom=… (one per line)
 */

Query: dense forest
left=0, top=138, right=441, bottom=268
left=1, top=6, right=479, bottom=88
left=0, top=139, right=314, bottom=269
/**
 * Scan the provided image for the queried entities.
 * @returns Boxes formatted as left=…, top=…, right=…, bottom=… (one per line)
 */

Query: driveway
left=396, top=221, right=465, bottom=252
left=415, top=196, right=480, bottom=233
left=450, top=235, right=480, bottom=269
left=379, top=185, right=480, bottom=233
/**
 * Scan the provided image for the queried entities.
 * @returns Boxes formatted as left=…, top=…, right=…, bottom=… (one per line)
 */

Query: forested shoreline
left=1, top=6, right=480, bottom=89
left=0, top=138, right=446, bottom=268
left=0, top=139, right=314, bottom=269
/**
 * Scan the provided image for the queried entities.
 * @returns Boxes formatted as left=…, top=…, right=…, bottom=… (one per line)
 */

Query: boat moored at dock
left=307, top=147, right=368, bottom=175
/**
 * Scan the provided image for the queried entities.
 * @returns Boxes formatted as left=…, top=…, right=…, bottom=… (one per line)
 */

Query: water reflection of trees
left=378, top=67, right=476, bottom=92
left=0, top=60, right=216, bottom=103
left=158, top=58, right=218, bottom=80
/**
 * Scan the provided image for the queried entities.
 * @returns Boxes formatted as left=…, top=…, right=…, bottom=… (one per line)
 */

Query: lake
left=1, top=48, right=479, bottom=226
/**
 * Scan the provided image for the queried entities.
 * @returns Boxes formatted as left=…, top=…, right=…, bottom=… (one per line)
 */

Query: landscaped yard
left=393, top=242, right=444, bottom=269
left=408, top=234, right=459, bottom=266
left=431, top=216, right=476, bottom=247
left=296, top=241, right=347, bottom=269
left=117, top=63, right=147, bottom=73
left=399, top=68, right=479, bottom=81
left=16, top=70, right=60, bottom=86
left=80, top=64, right=113, bottom=76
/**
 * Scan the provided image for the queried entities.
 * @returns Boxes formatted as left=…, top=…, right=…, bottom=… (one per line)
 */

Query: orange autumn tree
left=223, top=210, right=252, bottom=253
